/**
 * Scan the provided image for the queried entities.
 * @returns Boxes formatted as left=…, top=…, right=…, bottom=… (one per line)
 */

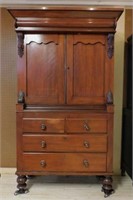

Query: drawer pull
left=40, top=160, right=46, bottom=168
left=83, top=121, right=90, bottom=131
left=41, top=124, right=46, bottom=131
left=84, top=141, right=89, bottom=148
left=41, top=141, right=46, bottom=148
left=83, top=159, right=89, bottom=167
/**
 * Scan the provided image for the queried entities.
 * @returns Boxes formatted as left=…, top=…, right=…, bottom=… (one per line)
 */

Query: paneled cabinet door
left=19, top=34, right=65, bottom=105
left=67, top=34, right=108, bottom=105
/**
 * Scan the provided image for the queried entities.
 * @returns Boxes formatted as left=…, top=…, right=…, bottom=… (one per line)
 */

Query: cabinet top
left=8, top=6, right=123, bottom=33
left=8, top=6, right=123, bottom=10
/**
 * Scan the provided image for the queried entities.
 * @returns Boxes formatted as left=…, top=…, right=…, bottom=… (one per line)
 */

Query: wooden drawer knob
left=84, top=141, right=89, bottom=148
left=83, top=121, right=90, bottom=131
left=40, top=160, right=46, bottom=168
left=41, top=141, right=46, bottom=148
left=41, top=124, right=46, bottom=131
left=83, top=159, right=89, bottom=167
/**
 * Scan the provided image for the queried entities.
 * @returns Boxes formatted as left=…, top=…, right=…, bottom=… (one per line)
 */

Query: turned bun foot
left=14, top=188, right=29, bottom=195
left=102, top=187, right=115, bottom=198
left=102, top=176, right=115, bottom=198
left=14, top=175, right=29, bottom=195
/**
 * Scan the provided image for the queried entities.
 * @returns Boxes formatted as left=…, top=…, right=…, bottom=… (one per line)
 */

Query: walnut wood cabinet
left=8, top=7, right=123, bottom=197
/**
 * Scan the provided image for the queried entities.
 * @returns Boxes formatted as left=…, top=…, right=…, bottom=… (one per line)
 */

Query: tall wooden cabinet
left=8, top=7, right=123, bottom=197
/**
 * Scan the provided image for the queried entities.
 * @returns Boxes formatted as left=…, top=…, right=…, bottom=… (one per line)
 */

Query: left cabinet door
left=18, top=34, right=65, bottom=105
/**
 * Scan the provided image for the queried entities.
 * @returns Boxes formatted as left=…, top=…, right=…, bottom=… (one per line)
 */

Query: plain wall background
left=0, top=8, right=17, bottom=167
left=0, top=7, right=132, bottom=174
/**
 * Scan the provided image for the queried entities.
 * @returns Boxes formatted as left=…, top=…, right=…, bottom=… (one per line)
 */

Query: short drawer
left=22, top=134, right=107, bottom=152
left=23, top=118, right=64, bottom=133
left=22, top=153, right=107, bottom=172
left=66, top=118, right=107, bottom=133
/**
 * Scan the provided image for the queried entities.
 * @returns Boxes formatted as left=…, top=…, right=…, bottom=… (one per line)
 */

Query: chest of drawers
left=19, top=112, right=108, bottom=174
left=8, top=6, right=123, bottom=197
left=16, top=109, right=114, bottom=196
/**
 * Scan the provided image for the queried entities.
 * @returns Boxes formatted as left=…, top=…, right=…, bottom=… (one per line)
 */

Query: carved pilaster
left=18, top=91, right=25, bottom=103
left=107, top=34, right=114, bottom=59
left=17, top=33, right=24, bottom=57
left=106, top=91, right=113, bottom=104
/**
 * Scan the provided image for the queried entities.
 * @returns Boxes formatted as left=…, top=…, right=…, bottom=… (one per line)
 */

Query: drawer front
left=22, top=153, right=107, bottom=172
left=23, top=118, right=64, bottom=133
left=22, top=134, right=107, bottom=152
left=66, top=118, right=107, bottom=133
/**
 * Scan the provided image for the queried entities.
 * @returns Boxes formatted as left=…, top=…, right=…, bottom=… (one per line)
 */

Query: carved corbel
left=107, top=34, right=114, bottom=59
left=17, top=33, right=24, bottom=57
left=106, top=91, right=113, bottom=104
left=18, top=91, right=25, bottom=103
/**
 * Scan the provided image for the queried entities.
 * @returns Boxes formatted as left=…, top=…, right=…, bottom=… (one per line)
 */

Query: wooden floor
left=0, top=169, right=133, bottom=200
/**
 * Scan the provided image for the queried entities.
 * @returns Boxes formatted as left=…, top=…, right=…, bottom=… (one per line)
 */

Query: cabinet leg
left=14, top=175, right=29, bottom=195
left=102, top=176, right=115, bottom=198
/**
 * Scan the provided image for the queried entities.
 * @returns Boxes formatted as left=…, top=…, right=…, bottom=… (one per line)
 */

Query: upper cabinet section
left=8, top=7, right=123, bottom=107
left=8, top=7, right=123, bottom=33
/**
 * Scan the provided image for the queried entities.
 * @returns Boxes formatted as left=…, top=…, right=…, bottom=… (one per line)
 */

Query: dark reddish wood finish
left=22, top=153, right=107, bottom=172
left=67, top=34, right=106, bottom=105
left=21, top=34, right=65, bottom=105
left=23, top=118, right=64, bottom=133
left=8, top=7, right=123, bottom=33
left=8, top=6, right=123, bottom=197
left=66, top=118, right=107, bottom=133
left=22, top=134, right=107, bottom=152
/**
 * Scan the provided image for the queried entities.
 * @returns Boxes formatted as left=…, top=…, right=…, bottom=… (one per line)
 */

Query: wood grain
left=7, top=6, right=123, bottom=195
left=23, top=118, right=64, bottom=133
left=66, top=118, right=107, bottom=133
left=22, top=153, right=107, bottom=172
left=22, top=134, right=107, bottom=153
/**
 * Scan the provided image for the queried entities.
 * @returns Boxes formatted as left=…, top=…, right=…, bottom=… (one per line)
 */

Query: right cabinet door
left=67, top=34, right=108, bottom=105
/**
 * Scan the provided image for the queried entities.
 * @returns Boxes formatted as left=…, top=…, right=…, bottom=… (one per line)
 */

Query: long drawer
left=22, top=153, right=107, bottom=172
left=23, top=118, right=64, bottom=133
left=66, top=118, right=107, bottom=133
left=22, top=134, right=107, bottom=152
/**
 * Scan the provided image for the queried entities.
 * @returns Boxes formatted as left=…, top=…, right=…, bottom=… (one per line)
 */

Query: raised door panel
left=67, top=34, right=106, bottom=105
left=21, top=34, right=65, bottom=105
